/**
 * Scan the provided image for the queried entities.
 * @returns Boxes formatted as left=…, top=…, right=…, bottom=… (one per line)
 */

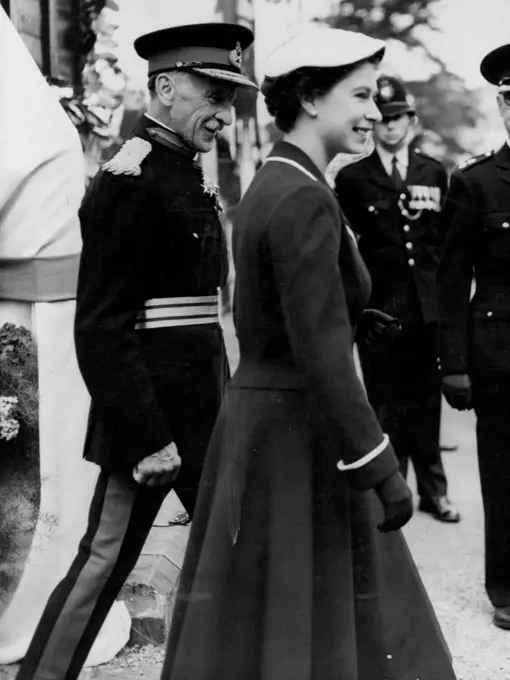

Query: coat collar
left=268, top=141, right=328, bottom=185
left=133, top=114, right=197, bottom=160
left=362, top=146, right=429, bottom=191
left=495, top=142, right=510, bottom=170
left=495, top=143, right=510, bottom=187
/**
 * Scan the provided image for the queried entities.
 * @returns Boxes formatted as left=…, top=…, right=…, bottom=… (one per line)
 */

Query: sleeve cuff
left=337, top=434, right=389, bottom=471
left=340, top=439, right=400, bottom=490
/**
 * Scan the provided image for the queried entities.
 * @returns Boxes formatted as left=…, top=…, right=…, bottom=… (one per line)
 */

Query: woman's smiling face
left=313, top=61, right=382, bottom=156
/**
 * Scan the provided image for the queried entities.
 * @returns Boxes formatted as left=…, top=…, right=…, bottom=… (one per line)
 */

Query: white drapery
left=0, top=7, right=130, bottom=665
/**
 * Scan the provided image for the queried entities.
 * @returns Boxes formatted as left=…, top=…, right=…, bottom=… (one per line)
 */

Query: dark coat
left=335, top=147, right=448, bottom=326
left=162, top=142, right=455, bottom=680
left=438, top=143, right=510, bottom=382
left=75, top=115, right=228, bottom=472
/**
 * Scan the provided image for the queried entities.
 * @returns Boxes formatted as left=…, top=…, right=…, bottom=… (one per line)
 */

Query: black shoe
left=418, top=496, right=461, bottom=523
left=494, top=606, right=510, bottom=630
left=440, top=445, right=458, bottom=452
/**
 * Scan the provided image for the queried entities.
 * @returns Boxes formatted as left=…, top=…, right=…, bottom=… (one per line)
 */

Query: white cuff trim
left=337, top=434, right=390, bottom=471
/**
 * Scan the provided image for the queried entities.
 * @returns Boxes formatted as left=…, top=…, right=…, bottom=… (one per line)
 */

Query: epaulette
left=102, top=138, right=152, bottom=176
left=456, top=149, right=494, bottom=172
left=412, top=147, right=443, bottom=165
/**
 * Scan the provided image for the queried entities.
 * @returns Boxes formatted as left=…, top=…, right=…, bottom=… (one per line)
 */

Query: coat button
left=403, top=224, right=410, bottom=232
left=408, top=258, right=416, bottom=267
left=503, top=222, right=509, bottom=228
left=406, top=242, right=413, bottom=250
left=487, top=311, right=493, bottom=317
left=368, top=205, right=376, bottom=213
left=193, top=232, right=199, bottom=239
left=400, top=193, right=406, bottom=200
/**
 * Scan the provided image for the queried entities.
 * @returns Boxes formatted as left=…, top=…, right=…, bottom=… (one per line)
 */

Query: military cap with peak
left=263, top=28, right=385, bottom=79
left=134, top=22, right=258, bottom=90
left=480, top=43, right=510, bottom=89
left=376, top=75, right=415, bottom=117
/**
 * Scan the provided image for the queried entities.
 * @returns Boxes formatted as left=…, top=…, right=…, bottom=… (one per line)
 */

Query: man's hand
left=442, top=373, right=472, bottom=411
left=375, top=471, right=413, bottom=533
left=133, top=442, right=181, bottom=487
left=355, top=309, right=402, bottom=346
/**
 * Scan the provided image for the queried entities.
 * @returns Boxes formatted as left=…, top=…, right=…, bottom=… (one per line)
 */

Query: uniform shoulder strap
left=456, top=149, right=494, bottom=172
left=102, top=137, right=152, bottom=176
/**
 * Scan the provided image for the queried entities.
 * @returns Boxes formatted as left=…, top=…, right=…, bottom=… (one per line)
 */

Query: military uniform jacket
left=438, top=144, right=510, bottom=382
left=75, top=115, right=228, bottom=470
left=334, top=148, right=448, bottom=326
left=231, top=141, right=399, bottom=489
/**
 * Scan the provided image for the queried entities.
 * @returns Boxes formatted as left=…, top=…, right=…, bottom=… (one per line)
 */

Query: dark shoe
left=440, top=445, right=458, bottom=452
left=168, top=511, right=191, bottom=526
left=418, top=496, right=461, bottom=523
left=494, top=606, right=510, bottom=630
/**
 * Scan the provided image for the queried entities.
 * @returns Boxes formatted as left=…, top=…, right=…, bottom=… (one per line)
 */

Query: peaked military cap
left=376, top=75, right=415, bottom=117
left=134, top=22, right=257, bottom=90
left=263, top=28, right=385, bottom=79
left=480, top=43, right=510, bottom=89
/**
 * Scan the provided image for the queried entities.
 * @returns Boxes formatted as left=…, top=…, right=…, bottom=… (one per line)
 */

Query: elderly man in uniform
left=16, top=23, right=257, bottom=680
left=438, top=44, right=510, bottom=629
left=334, top=76, right=460, bottom=523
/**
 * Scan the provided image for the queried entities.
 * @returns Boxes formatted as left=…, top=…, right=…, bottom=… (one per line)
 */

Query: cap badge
left=229, top=41, right=243, bottom=69
left=379, top=82, right=394, bottom=101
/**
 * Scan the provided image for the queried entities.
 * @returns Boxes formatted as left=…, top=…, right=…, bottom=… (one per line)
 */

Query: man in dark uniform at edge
left=16, top=23, right=258, bottom=680
left=438, top=43, right=510, bottom=629
left=334, top=76, right=460, bottom=523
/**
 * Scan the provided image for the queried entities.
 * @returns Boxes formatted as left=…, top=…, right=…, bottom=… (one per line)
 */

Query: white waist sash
left=135, top=295, right=219, bottom=330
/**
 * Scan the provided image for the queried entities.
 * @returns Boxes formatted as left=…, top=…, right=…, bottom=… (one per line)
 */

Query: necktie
left=391, top=155, right=404, bottom=189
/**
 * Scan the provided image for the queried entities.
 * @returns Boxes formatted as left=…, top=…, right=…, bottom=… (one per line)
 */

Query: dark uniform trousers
left=359, top=323, right=447, bottom=502
left=335, top=147, right=449, bottom=505
left=473, top=384, right=510, bottom=606
left=16, top=115, right=229, bottom=680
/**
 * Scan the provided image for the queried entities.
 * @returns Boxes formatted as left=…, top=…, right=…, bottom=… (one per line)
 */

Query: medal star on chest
left=201, top=174, right=224, bottom=214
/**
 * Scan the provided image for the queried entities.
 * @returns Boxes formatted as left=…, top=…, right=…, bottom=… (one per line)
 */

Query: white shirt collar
left=144, top=114, right=178, bottom=135
left=376, top=144, right=409, bottom=178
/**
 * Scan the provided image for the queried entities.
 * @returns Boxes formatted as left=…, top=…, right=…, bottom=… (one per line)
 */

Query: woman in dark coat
left=162, top=28, right=457, bottom=680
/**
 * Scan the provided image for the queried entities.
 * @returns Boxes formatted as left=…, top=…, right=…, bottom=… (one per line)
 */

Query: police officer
left=16, top=23, right=257, bottom=680
left=335, top=76, right=460, bottom=523
left=438, top=44, right=510, bottom=629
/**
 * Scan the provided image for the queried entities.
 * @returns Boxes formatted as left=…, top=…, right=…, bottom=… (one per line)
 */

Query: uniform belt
left=135, top=295, right=219, bottom=330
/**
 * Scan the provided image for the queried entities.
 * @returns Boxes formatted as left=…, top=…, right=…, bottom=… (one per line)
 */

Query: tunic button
left=193, top=232, right=199, bottom=239
left=408, top=258, right=416, bottom=267
left=368, top=205, right=375, bottom=213
left=400, top=193, right=406, bottom=200
left=487, top=311, right=493, bottom=317
left=503, top=222, right=509, bottom=228
left=406, top=242, right=413, bottom=250
left=403, top=224, right=410, bottom=232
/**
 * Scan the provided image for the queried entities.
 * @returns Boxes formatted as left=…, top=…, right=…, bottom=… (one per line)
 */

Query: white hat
left=264, top=28, right=385, bottom=79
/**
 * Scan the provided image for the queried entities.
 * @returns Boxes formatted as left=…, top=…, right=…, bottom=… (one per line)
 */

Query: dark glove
left=442, top=373, right=473, bottom=411
left=355, top=309, right=402, bottom=346
left=375, top=471, right=413, bottom=533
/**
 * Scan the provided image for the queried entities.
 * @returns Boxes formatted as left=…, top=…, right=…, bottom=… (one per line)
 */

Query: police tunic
left=438, top=143, right=510, bottom=606
left=75, top=115, right=228, bottom=502
left=335, top=147, right=447, bottom=325
left=335, top=147, right=449, bottom=504
left=161, top=142, right=455, bottom=680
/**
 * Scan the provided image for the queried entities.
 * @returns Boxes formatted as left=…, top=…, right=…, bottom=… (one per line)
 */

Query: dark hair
left=147, top=74, right=158, bottom=93
left=261, top=56, right=380, bottom=133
